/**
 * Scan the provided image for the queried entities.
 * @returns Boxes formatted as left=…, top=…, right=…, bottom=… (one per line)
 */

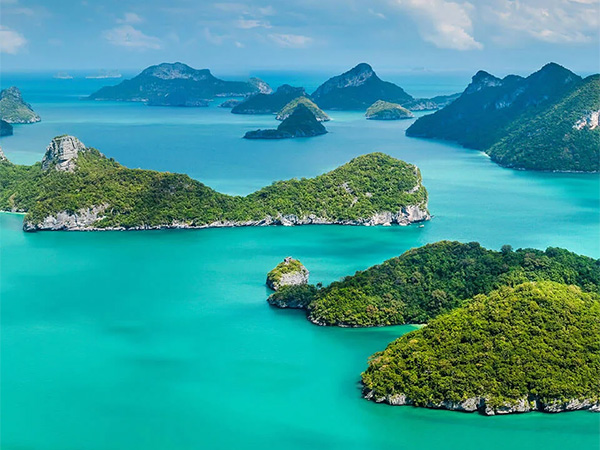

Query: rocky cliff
left=266, top=257, right=309, bottom=290
left=41, top=135, right=88, bottom=172
left=0, top=86, right=41, bottom=124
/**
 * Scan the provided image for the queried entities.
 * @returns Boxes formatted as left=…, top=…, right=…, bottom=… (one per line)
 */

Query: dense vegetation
left=0, top=86, right=41, bottom=123
left=88, top=63, right=265, bottom=105
left=406, top=63, right=599, bottom=172
left=271, top=241, right=599, bottom=327
left=276, top=97, right=330, bottom=121
left=311, top=63, right=413, bottom=110
left=366, top=100, right=413, bottom=120
left=244, top=104, right=328, bottom=139
left=487, top=75, right=600, bottom=171
left=268, top=284, right=318, bottom=309
left=266, top=257, right=308, bottom=290
left=232, top=85, right=306, bottom=115
left=0, top=142, right=428, bottom=230
left=362, top=282, right=600, bottom=411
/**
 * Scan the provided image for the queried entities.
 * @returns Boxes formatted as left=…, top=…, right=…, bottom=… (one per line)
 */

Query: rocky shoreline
left=363, top=390, right=600, bottom=415
left=22, top=206, right=430, bottom=232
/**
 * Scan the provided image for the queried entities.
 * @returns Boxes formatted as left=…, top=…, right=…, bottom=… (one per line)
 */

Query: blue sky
left=1, top=0, right=599, bottom=76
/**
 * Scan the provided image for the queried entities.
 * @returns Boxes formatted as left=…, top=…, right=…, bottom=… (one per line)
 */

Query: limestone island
left=407, top=63, right=599, bottom=172
left=232, top=85, right=306, bottom=115
left=366, top=100, right=414, bottom=120
left=266, top=241, right=600, bottom=327
left=266, top=257, right=309, bottom=290
left=0, top=135, right=430, bottom=231
left=87, top=62, right=271, bottom=107
left=276, top=97, right=330, bottom=122
left=311, top=63, right=413, bottom=110
left=0, top=87, right=41, bottom=124
left=244, top=104, right=327, bottom=139
left=362, top=281, right=600, bottom=415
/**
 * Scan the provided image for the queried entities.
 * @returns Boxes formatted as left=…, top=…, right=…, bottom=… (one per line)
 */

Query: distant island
left=87, top=62, right=271, bottom=107
left=362, top=281, right=600, bottom=415
left=244, top=104, right=327, bottom=139
left=231, top=85, right=306, bottom=115
left=267, top=241, right=600, bottom=327
left=85, top=70, right=122, bottom=79
left=366, top=100, right=414, bottom=120
left=0, top=135, right=430, bottom=231
left=407, top=63, right=599, bottom=172
left=276, top=97, right=330, bottom=122
left=311, top=63, right=413, bottom=110
left=0, top=87, right=41, bottom=124
left=53, top=72, right=74, bottom=80
left=219, top=99, right=243, bottom=108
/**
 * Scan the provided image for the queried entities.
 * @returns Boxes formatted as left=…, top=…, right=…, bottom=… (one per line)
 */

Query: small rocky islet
left=365, top=100, right=414, bottom=120
left=244, top=104, right=328, bottom=139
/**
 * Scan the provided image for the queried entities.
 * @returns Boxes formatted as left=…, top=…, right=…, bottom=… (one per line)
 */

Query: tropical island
left=407, top=63, right=599, bottom=172
left=266, top=257, right=309, bottom=291
left=276, top=97, right=330, bottom=122
left=0, top=135, right=430, bottom=231
left=244, top=104, right=328, bottom=139
left=366, top=100, right=414, bottom=120
left=87, top=62, right=271, bottom=106
left=231, top=85, right=306, bottom=115
left=311, top=63, right=413, bottom=110
left=362, top=281, right=600, bottom=415
left=267, top=241, right=600, bottom=327
left=0, top=86, right=41, bottom=124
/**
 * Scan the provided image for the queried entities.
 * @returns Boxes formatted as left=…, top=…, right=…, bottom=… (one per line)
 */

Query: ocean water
left=1, top=73, right=599, bottom=450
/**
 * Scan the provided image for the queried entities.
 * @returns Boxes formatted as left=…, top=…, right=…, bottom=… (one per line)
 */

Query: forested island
left=267, top=241, right=600, bottom=327
left=231, top=85, right=306, bottom=114
left=0, top=86, right=41, bottom=124
left=0, top=135, right=429, bottom=231
left=244, top=104, right=328, bottom=139
left=87, top=62, right=272, bottom=106
left=407, top=63, right=599, bottom=172
left=366, top=100, right=414, bottom=120
left=362, top=281, right=600, bottom=415
left=276, top=97, right=329, bottom=122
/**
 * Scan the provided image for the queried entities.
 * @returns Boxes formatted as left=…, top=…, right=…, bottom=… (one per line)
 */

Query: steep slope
left=312, top=63, right=413, bottom=110
left=276, top=97, right=330, bottom=121
left=231, top=85, right=306, bottom=114
left=0, top=87, right=41, bottom=123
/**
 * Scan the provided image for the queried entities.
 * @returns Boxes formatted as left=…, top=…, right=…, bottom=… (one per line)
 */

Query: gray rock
left=41, top=135, right=87, bottom=172
left=266, top=256, right=309, bottom=291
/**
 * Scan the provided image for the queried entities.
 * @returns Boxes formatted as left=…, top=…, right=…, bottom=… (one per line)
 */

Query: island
left=219, top=99, right=243, bottom=108
left=266, top=257, right=309, bottom=290
left=266, top=241, right=600, bottom=327
left=406, top=63, right=599, bottom=172
left=231, top=85, right=306, bottom=115
left=365, top=100, right=414, bottom=120
left=244, top=104, right=328, bottom=139
left=87, top=62, right=271, bottom=106
left=311, top=63, right=413, bottom=110
left=402, top=93, right=460, bottom=111
left=0, top=135, right=430, bottom=231
left=276, top=97, right=330, bottom=122
left=0, top=87, right=41, bottom=124
left=362, top=281, right=600, bottom=415
left=1, top=120, right=13, bottom=136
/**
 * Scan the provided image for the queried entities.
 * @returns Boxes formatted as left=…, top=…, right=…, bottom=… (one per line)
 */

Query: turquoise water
left=1, top=74, right=599, bottom=449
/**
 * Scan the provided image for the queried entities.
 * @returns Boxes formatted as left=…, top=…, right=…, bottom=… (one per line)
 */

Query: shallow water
left=1, top=73, right=599, bottom=450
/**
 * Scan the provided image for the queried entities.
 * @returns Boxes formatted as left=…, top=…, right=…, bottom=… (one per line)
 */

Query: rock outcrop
left=266, top=257, right=309, bottom=291
left=574, top=109, right=600, bottom=130
left=0, top=146, right=7, bottom=161
left=41, top=135, right=87, bottom=172
left=0, top=86, right=41, bottom=124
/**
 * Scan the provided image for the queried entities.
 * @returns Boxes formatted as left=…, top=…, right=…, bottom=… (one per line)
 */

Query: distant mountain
left=88, top=62, right=270, bottom=106
left=407, top=63, right=581, bottom=149
left=232, top=85, right=306, bottom=114
left=276, top=97, right=330, bottom=122
left=0, top=87, right=41, bottom=124
left=244, top=104, right=327, bottom=139
left=311, top=63, right=413, bottom=110
left=488, top=75, right=599, bottom=172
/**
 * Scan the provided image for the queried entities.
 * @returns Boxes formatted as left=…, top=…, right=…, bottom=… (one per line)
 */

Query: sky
left=1, top=0, right=599, bottom=76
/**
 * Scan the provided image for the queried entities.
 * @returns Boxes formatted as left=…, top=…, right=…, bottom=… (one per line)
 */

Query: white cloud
left=368, top=8, right=387, bottom=19
left=485, top=0, right=599, bottom=44
left=204, top=27, right=229, bottom=45
left=235, top=18, right=271, bottom=28
left=0, top=26, right=27, bottom=54
left=268, top=33, right=312, bottom=48
left=103, top=25, right=162, bottom=50
left=235, top=41, right=245, bottom=48
left=117, top=12, right=143, bottom=24
left=390, top=0, right=483, bottom=50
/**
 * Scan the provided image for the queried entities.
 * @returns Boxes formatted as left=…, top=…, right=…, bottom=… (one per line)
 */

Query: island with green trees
left=0, top=86, right=41, bottom=124
left=267, top=241, right=600, bottom=327
left=276, top=97, right=330, bottom=122
left=87, top=62, right=271, bottom=106
left=266, top=257, right=309, bottom=291
left=231, top=85, right=306, bottom=115
left=407, top=63, right=599, bottom=172
left=0, top=135, right=430, bottom=231
left=366, top=100, right=414, bottom=120
left=362, top=281, right=600, bottom=415
left=244, top=104, right=328, bottom=139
